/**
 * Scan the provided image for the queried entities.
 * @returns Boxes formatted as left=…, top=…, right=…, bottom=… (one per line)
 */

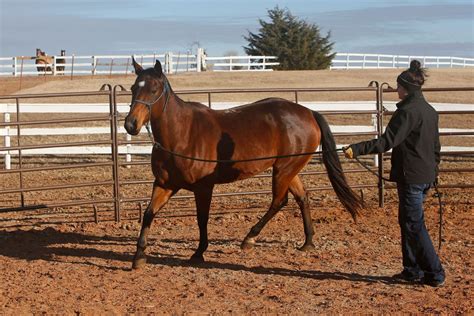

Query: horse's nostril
left=125, top=117, right=137, bottom=133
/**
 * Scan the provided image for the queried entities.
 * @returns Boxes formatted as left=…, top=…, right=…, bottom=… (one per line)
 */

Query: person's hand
left=343, top=146, right=354, bottom=159
left=434, top=176, right=441, bottom=186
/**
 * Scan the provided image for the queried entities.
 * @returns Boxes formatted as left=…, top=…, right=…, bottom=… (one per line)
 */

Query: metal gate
left=1, top=84, right=473, bottom=222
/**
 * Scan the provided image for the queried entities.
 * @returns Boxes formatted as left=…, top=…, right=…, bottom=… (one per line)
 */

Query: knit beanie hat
left=397, top=60, right=426, bottom=93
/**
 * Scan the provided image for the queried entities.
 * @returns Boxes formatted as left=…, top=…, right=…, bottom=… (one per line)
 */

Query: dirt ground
left=0, top=184, right=472, bottom=314
left=0, top=71, right=473, bottom=314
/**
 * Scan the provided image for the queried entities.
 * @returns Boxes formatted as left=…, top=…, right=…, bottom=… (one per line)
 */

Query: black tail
left=313, top=111, right=364, bottom=220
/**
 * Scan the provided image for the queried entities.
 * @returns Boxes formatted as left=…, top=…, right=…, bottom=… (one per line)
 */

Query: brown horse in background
left=35, top=48, right=66, bottom=74
left=36, top=49, right=53, bottom=73
left=124, top=58, right=364, bottom=268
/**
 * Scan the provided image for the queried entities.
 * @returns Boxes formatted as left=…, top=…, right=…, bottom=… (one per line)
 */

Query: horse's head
left=124, top=57, right=168, bottom=136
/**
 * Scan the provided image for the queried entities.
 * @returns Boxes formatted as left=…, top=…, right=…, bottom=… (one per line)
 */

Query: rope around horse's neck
left=140, top=87, right=344, bottom=163
left=151, top=140, right=343, bottom=163
left=433, top=182, right=444, bottom=252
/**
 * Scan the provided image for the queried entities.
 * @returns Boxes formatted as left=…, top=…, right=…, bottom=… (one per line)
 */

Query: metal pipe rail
left=0, top=87, right=120, bottom=220
left=0, top=83, right=472, bottom=223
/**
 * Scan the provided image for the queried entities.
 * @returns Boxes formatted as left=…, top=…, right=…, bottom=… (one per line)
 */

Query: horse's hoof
left=298, top=243, right=315, bottom=252
left=132, top=256, right=147, bottom=269
left=188, top=254, right=205, bottom=265
left=241, top=237, right=256, bottom=251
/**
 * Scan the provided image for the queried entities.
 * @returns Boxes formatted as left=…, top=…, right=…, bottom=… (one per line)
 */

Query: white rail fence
left=331, top=53, right=474, bottom=70
left=1, top=102, right=473, bottom=169
left=2, top=51, right=473, bottom=76
left=204, top=56, right=279, bottom=72
left=0, top=49, right=279, bottom=77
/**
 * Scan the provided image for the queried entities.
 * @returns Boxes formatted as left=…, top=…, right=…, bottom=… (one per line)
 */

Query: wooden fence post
left=170, top=52, right=174, bottom=74
left=92, top=56, right=97, bottom=75
left=13, top=57, right=17, bottom=76
left=70, top=54, right=75, bottom=80
left=196, top=49, right=201, bottom=72
left=52, top=56, right=57, bottom=76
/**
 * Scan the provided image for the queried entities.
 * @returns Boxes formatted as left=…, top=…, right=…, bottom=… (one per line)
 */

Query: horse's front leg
left=132, top=183, right=176, bottom=269
left=190, top=185, right=214, bottom=263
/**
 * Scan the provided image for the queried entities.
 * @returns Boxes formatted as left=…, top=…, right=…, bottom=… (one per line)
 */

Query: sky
left=0, top=0, right=473, bottom=58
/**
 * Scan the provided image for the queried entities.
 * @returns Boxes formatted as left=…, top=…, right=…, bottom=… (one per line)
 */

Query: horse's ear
left=132, top=56, right=143, bottom=75
left=154, top=60, right=163, bottom=76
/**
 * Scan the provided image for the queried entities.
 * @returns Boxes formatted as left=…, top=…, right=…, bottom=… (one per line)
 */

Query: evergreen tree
left=244, top=7, right=335, bottom=70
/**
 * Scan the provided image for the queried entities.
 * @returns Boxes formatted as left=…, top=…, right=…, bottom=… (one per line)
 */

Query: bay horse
left=35, top=48, right=66, bottom=74
left=124, top=58, right=363, bottom=269
left=35, top=48, right=53, bottom=73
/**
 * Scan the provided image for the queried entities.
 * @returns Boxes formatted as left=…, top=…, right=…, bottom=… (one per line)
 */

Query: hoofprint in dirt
left=0, top=188, right=472, bottom=314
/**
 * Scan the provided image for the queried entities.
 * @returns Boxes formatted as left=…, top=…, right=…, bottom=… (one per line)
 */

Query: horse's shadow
left=158, top=256, right=401, bottom=285
left=0, top=227, right=136, bottom=270
left=0, top=227, right=405, bottom=285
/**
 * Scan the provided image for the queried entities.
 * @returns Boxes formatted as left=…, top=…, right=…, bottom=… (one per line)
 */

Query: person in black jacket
left=343, top=60, right=445, bottom=287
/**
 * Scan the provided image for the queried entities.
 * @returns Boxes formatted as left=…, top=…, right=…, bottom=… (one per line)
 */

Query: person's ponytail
left=408, top=60, right=427, bottom=86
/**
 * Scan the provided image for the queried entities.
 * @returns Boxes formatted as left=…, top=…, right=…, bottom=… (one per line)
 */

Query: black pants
left=397, top=182, right=445, bottom=282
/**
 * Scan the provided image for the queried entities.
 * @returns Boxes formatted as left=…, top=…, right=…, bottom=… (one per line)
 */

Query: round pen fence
left=0, top=84, right=472, bottom=223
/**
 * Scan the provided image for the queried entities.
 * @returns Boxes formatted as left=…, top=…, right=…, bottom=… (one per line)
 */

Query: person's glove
left=342, top=146, right=354, bottom=159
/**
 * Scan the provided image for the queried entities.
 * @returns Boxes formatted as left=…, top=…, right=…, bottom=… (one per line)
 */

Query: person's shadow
left=0, top=227, right=406, bottom=285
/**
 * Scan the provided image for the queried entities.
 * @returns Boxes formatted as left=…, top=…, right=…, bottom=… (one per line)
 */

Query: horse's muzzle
left=124, top=116, right=140, bottom=135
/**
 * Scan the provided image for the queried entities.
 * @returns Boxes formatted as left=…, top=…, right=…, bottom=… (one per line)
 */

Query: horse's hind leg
left=132, top=183, right=176, bottom=269
left=241, top=175, right=290, bottom=250
left=289, top=175, right=315, bottom=251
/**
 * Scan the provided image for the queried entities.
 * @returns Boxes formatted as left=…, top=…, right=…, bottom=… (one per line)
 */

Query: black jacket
left=350, top=90, right=440, bottom=184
